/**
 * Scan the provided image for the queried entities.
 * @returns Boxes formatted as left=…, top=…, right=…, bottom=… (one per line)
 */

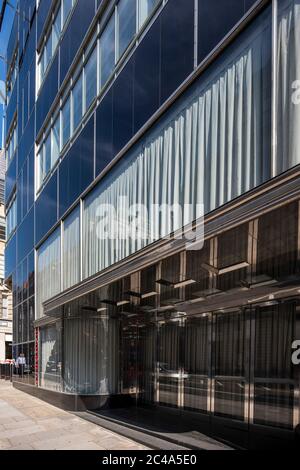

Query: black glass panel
left=59, top=0, right=95, bottom=85
left=59, top=115, right=94, bottom=217
left=133, top=17, right=160, bottom=133
left=113, top=58, right=134, bottom=156
left=5, top=156, right=17, bottom=205
left=37, top=0, right=52, bottom=44
left=18, top=112, right=35, bottom=174
left=7, top=14, right=18, bottom=68
left=96, top=88, right=113, bottom=177
left=36, top=53, right=59, bottom=135
left=17, top=208, right=35, bottom=265
left=198, top=0, right=246, bottom=64
left=35, top=171, right=58, bottom=244
left=5, top=84, right=17, bottom=133
left=160, top=0, right=194, bottom=104
left=5, top=234, right=17, bottom=279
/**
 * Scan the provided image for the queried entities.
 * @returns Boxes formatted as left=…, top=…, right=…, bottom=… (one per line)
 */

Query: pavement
left=0, top=380, right=148, bottom=450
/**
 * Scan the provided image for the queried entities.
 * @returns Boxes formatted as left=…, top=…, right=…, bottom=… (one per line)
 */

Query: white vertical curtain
left=62, top=206, right=80, bottom=290
left=63, top=314, right=120, bottom=395
left=276, top=0, right=300, bottom=174
left=37, top=227, right=61, bottom=318
left=40, top=324, right=62, bottom=392
left=83, top=10, right=271, bottom=279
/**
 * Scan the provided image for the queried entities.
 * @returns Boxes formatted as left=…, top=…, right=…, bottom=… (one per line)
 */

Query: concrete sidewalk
left=0, top=381, right=148, bottom=450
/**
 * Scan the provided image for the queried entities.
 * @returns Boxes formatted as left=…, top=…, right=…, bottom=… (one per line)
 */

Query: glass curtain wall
left=62, top=206, right=80, bottom=290
left=82, top=7, right=271, bottom=279
left=36, top=228, right=61, bottom=319
left=276, top=0, right=300, bottom=174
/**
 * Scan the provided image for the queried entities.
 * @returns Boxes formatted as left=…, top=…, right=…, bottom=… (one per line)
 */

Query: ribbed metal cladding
left=42, top=167, right=300, bottom=315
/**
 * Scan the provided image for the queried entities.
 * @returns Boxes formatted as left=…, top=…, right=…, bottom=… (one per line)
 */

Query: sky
left=0, top=0, right=17, bottom=149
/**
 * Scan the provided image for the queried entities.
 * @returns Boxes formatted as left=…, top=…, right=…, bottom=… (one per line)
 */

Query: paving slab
left=0, top=381, right=148, bottom=451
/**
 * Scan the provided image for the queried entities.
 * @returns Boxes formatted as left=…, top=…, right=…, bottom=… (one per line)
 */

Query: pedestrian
left=15, top=353, right=26, bottom=377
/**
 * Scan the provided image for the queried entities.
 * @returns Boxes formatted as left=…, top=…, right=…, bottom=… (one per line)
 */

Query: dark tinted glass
left=198, top=0, right=246, bottom=64
left=59, top=0, right=95, bottom=85
left=5, top=156, right=17, bottom=205
left=134, top=17, right=160, bottom=133
left=17, top=208, right=35, bottom=265
left=37, top=0, right=52, bottom=44
left=160, top=0, right=194, bottom=104
left=35, top=171, right=58, bottom=244
left=5, top=234, right=17, bottom=279
left=36, top=53, right=59, bottom=135
left=96, top=88, right=113, bottom=176
left=28, top=150, right=34, bottom=209
left=6, top=84, right=17, bottom=132
left=59, top=115, right=94, bottom=217
left=113, top=58, right=134, bottom=156
left=18, top=112, right=34, bottom=174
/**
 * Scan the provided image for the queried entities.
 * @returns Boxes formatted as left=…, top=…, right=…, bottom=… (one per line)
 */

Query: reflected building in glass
left=3, top=0, right=300, bottom=449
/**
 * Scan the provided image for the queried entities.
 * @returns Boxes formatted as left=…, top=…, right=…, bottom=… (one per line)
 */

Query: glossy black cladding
left=59, top=115, right=95, bottom=218
left=35, top=171, right=58, bottom=244
left=96, top=88, right=113, bottom=176
left=5, top=234, right=17, bottom=279
left=17, top=208, right=35, bottom=265
left=59, top=0, right=96, bottom=85
left=198, top=0, right=258, bottom=64
left=113, top=58, right=134, bottom=156
left=133, top=17, right=160, bottom=133
left=36, top=53, right=59, bottom=136
left=160, top=0, right=194, bottom=103
left=5, top=156, right=17, bottom=204
left=37, top=0, right=52, bottom=45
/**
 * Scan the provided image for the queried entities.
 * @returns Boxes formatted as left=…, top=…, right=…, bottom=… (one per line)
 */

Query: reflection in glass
left=253, top=303, right=296, bottom=429
left=138, top=0, right=158, bottom=28
left=40, top=324, right=62, bottom=391
left=62, top=97, right=71, bottom=148
left=213, top=311, right=246, bottom=421
left=117, top=0, right=136, bottom=59
left=184, top=316, right=209, bottom=413
left=72, top=73, right=83, bottom=132
left=100, top=14, right=115, bottom=87
left=85, top=47, right=97, bottom=110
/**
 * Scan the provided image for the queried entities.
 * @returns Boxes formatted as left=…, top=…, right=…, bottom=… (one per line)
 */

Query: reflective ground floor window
left=38, top=297, right=300, bottom=438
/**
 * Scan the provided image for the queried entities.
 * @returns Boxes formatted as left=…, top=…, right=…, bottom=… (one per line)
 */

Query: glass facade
left=37, top=200, right=300, bottom=449
left=4, top=0, right=300, bottom=450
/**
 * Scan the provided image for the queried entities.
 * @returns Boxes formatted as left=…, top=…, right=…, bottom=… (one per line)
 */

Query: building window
left=62, top=0, right=73, bottom=24
left=100, top=13, right=116, bottom=88
left=117, top=0, right=137, bottom=60
left=6, top=120, right=17, bottom=166
left=84, top=47, right=97, bottom=111
left=37, top=227, right=61, bottom=318
left=6, top=196, right=17, bottom=240
left=52, top=115, right=60, bottom=167
left=138, top=0, right=159, bottom=28
left=62, top=206, right=80, bottom=290
left=2, top=296, right=8, bottom=320
left=6, top=49, right=18, bottom=103
left=72, top=73, right=83, bottom=133
left=62, top=96, right=71, bottom=148
left=36, top=0, right=163, bottom=191
left=52, top=5, right=62, bottom=53
left=38, top=0, right=75, bottom=91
